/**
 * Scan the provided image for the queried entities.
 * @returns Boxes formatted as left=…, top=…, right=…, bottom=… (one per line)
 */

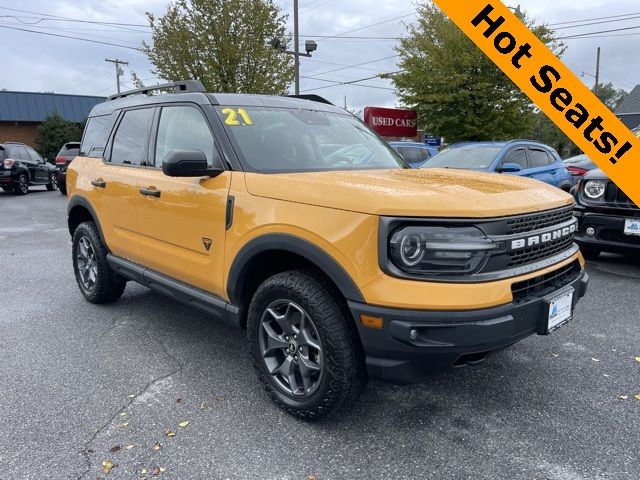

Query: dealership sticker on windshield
left=431, top=0, right=640, bottom=206
left=222, top=107, right=254, bottom=126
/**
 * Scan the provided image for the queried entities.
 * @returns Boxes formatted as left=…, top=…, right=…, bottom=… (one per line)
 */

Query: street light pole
left=293, top=0, right=300, bottom=95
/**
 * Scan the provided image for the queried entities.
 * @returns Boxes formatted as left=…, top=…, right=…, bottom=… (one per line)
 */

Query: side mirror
left=162, top=149, right=223, bottom=177
left=498, top=162, right=522, bottom=173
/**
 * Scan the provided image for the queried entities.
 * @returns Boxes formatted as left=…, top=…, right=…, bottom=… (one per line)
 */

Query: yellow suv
left=67, top=81, right=589, bottom=419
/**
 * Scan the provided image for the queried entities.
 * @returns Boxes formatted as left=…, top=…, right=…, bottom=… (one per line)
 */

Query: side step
left=107, top=254, right=240, bottom=328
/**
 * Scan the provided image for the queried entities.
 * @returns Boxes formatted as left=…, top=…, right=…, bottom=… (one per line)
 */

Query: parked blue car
left=388, top=142, right=439, bottom=168
left=423, top=140, right=573, bottom=191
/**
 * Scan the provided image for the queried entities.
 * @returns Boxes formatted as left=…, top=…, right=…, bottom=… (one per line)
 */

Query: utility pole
left=595, top=47, right=601, bottom=90
left=293, top=0, right=300, bottom=95
left=105, top=58, right=129, bottom=94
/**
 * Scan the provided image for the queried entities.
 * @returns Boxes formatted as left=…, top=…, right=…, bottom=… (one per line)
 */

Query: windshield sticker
left=222, top=107, right=254, bottom=126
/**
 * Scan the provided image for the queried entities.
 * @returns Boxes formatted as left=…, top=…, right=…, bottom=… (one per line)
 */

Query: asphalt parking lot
left=1, top=188, right=639, bottom=480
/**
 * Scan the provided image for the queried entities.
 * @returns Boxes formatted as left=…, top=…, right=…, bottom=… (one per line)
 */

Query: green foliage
left=142, top=0, right=294, bottom=94
left=35, top=112, right=83, bottom=162
left=593, top=82, right=627, bottom=111
left=392, top=2, right=564, bottom=143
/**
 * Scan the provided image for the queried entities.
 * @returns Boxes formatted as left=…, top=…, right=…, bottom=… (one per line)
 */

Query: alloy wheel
left=76, top=236, right=98, bottom=291
left=259, top=300, right=323, bottom=398
left=19, top=176, right=28, bottom=194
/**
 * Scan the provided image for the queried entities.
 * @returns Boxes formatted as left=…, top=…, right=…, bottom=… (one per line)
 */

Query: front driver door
left=135, top=104, right=231, bottom=298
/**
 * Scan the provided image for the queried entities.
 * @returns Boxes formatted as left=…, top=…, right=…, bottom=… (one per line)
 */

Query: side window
left=529, top=148, right=551, bottom=168
left=154, top=106, right=218, bottom=167
left=110, top=108, right=155, bottom=166
left=26, top=147, right=43, bottom=163
left=398, top=147, right=421, bottom=164
left=420, top=148, right=431, bottom=161
left=502, top=148, right=527, bottom=168
left=11, top=146, right=30, bottom=161
left=81, top=114, right=117, bottom=158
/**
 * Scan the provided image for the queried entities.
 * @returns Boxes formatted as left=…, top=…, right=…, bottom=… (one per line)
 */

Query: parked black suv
left=574, top=169, right=639, bottom=259
left=0, top=142, right=58, bottom=195
left=55, top=142, right=80, bottom=195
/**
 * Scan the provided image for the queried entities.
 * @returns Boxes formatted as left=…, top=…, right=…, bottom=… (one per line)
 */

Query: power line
left=557, top=24, right=640, bottom=40
left=0, top=20, right=145, bottom=45
left=305, top=55, right=398, bottom=78
left=301, top=71, right=402, bottom=93
left=548, top=11, right=640, bottom=27
left=0, top=24, right=143, bottom=50
left=0, top=5, right=149, bottom=28
left=553, top=13, right=640, bottom=30
left=316, top=12, right=415, bottom=42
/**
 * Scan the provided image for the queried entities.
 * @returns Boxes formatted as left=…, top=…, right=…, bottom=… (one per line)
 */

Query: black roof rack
left=107, top=80, right=206, bottom=101
left=287, top=94, right=334, bottom=106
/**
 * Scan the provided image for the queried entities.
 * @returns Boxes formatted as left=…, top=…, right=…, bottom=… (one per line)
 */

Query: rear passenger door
left=135, top=104, right=231, bottom=297
left=525, top=147, right=555, bottom=185
left=12, top=146, right=36, bottom=180
left=26, top=147, right=48, bottom=183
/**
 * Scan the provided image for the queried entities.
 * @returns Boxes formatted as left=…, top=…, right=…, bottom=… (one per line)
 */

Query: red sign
left=364, top=107, right=418, bottom=137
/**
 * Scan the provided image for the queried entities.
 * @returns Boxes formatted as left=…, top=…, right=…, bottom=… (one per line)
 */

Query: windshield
left=424, top=145, right=503, bottom=169
left=216, top=107, right=407, bottom=173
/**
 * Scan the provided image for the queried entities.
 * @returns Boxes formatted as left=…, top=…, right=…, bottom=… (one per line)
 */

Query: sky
left=0, top=0, right=639, bottom=111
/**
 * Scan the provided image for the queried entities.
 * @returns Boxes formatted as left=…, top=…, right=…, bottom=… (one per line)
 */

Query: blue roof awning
left=0, top=91, right=106, bottom=123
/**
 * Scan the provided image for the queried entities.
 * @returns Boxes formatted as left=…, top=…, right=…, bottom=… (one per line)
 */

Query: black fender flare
left=227, top=234, right=365, bottom=305
left=67, top=195, right=106, bottom=245
left=15, top=165, right=30, bottom=182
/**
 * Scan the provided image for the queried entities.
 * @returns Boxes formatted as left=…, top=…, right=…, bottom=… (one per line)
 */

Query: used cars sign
left=364, top=107, right=418, bottom=137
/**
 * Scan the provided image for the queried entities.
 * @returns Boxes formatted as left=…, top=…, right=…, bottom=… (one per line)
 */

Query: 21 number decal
left=222, top=107, right=254, bottom=126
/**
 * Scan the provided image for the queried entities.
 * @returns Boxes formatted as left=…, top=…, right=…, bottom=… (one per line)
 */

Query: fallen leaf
left=178, top=421, right=189, bottom=428
left=620, top=395, right=629, bottom=400
left=125, top=444, right=134, bottom=450
left=119, top=412, right=127, bottom=417
left=160, top=467, right=166, bottom=473
left=308, top=475, right=318, bottom=480
left=102, top=460, right=116, bottom=474
left=635, top=394, right=640, bottom=401
left=552, top=353, right=559, bottom=357
left=165, top=429, right=176, bottom=438
left=109, top=445, right=121, bottom=453
left=591, top=358, right=600, bottom=362
left=128, top=394, right=136, bottom=398
left=199, top=402, right=207, bottom=411
left=141, top=468, right=147, bottom=474
left=635, top=356, right=640, bottom=363
left=176, top=398, right=182, bottom=403
left=118, top=422, right=129, bottom=428
left=603, top=374, right=610, bottom=378
left=152, top=466, right=164, bottom=476
left=153, top=442, right=161, bottom=451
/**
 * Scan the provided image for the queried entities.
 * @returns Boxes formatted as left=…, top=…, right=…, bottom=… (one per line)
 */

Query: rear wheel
left=14, top=174, right=28, bottom=195
left=581, top=247, right=601, bottom=260
left=46, top=173, right=58, bottom=191
left=72, top=221, right=126, bottom=304
left=59, top=184, right=67, bottom=196
left=247, top=270, right=367, bottom=420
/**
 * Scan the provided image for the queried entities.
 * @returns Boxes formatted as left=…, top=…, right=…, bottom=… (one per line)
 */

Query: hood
left=583, top=168, right=609, bottom=180
left=244, top=168, right=574, bottom=218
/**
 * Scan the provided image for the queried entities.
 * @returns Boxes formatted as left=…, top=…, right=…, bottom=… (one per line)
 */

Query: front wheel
left=72, top=221, right=126, bottom=303
left=46, top=173, right=58, bottom=191
left=247, top=270, right=367, bottom=420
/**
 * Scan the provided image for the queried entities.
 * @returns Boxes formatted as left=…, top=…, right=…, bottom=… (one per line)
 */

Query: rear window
left=0, top=148, right=4, bottom=161
left=61, top=146, right=80, bottom=156
left=80, top=114, right=116, bottom=158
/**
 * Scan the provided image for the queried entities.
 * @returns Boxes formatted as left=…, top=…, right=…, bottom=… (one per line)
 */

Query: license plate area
left=542, top=288, right=574, bottom=335
left=624, top=219, right=640, bottom=236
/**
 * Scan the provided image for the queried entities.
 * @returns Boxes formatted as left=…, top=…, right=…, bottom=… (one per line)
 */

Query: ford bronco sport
left=67, top=81, right=589, bottom=419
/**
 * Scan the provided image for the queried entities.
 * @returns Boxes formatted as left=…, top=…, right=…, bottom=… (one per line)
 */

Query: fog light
left=586, top=227, right=596, bottom=236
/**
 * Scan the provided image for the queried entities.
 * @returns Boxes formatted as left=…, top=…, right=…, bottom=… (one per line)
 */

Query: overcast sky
left=0, top=0, right=638, bottom=110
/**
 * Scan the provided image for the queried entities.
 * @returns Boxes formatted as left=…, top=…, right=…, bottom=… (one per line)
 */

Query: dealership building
left=0, top=90, right=105, bottom=147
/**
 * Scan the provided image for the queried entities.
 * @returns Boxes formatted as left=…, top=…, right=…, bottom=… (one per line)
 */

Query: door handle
left=140, top=187, right=161, bottom=198
left=91, top=179, right=106, bottom=188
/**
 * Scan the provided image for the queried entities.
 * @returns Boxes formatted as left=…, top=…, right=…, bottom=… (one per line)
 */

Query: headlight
left=389, top=226, right=497, bottom=277
left=584, top=180, right=606, bottom=199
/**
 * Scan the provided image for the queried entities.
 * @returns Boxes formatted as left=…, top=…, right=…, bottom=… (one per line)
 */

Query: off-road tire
left=581, top=247, right=601, bottom=260
left=72, top=221, right=126, bottom=304
left=14, top=174, right=28, bottom=195
left=247, top=269, right=367, bottom=420
left=59, top=184, right=67, bottom=196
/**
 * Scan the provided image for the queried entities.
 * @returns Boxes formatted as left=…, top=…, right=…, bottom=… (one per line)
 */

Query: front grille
left=604, top=183, right=637, bottom=208
left=505, top=206, right=574, bottom=234
left=511, top=260, right=581, bottom=304
left=507, top=235, right=575, bottom=267
left=600, top=229, right=640, bottom=246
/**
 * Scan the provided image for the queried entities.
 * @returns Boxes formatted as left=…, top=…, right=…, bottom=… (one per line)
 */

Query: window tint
left=420, top=148, right=432, bottom=161
left=398, top=147, right=424, bottom=165
left=111, top=108, right=155, bottom=166
left=155, top=106, right=217, bottom=167
left=7, top=145, right=30, bottom=161
left=0, top=148, right=5, bottom=161
left=502, top=148, right=527, bottom=168
left=26, top=147, right=42, bottom=163
left=529, top=148, right=551, bottom=168
left=81, top=114, right=117, bottom=158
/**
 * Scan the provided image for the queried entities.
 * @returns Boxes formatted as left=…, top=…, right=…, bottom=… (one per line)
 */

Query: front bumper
left=349, top=267, right=589, bottom=384
left=574, top=209, right=640, bottom=254
left=55, top=170, right=67, bottom=187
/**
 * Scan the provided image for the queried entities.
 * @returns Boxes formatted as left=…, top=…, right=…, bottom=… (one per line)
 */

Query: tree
left=593, top=82, right=627, bottom=111
left=35, top=112, right=83, bottom=162
left=141, top=0, right=294, bottom=94
left=392, top=2, right=564, bottom=143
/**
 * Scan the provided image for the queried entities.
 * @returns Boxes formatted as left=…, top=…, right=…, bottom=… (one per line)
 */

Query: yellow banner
left=431, top=0, right=640, bottom=204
